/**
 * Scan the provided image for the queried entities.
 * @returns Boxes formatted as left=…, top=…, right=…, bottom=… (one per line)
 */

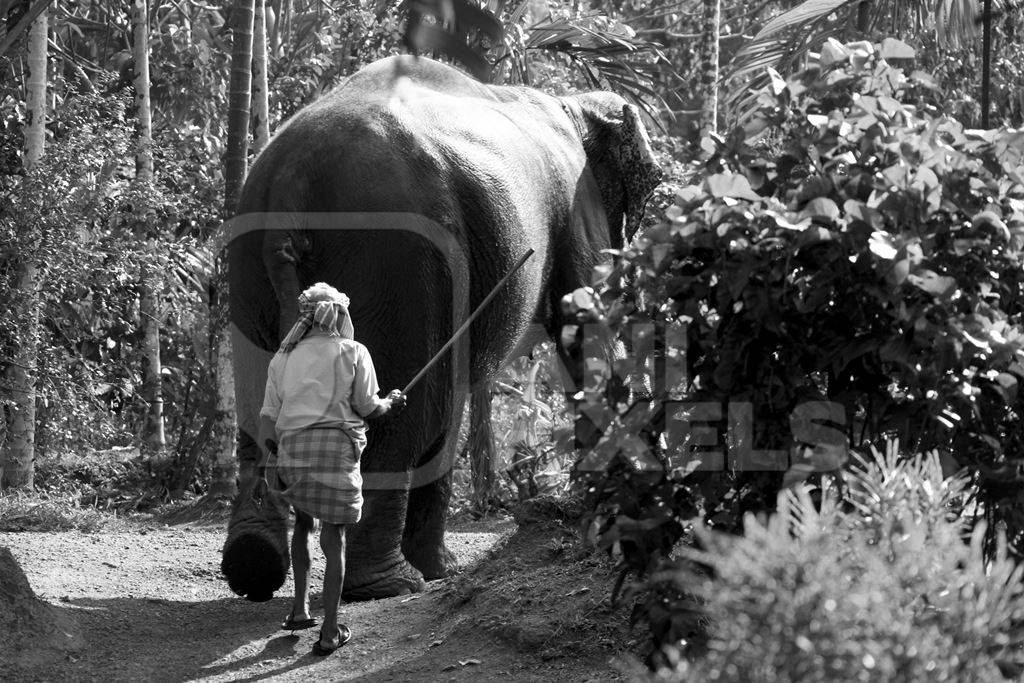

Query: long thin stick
left=402, top=248, right=535, bottom=395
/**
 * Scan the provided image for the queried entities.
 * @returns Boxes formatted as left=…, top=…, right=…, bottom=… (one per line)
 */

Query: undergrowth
left=621, top=441, right=1024, bottom=682
left=0, top=450, right=204, bottom=531
left=0, top=491, right=130, bottom=532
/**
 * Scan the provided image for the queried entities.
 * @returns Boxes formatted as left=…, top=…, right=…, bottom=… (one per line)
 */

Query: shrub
left=570, top=36, right=1024, bottom=555
left=563, top=36, right=1024, bottom=665
left=628, top=446, right=1024, bottom=682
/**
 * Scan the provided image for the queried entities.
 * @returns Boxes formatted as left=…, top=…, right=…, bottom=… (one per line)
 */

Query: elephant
left=222, top=54, right=662, bottom=602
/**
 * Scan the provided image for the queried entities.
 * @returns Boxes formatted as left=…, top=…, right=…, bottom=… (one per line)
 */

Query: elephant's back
left=240, top=56, right=583, bottom=217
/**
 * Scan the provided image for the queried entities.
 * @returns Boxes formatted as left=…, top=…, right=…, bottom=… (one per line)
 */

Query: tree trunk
left=1, top=12, right=47, bottom=491
left=2, top=263, right=40, bottom=491
left=981, top=0, right=992, bottom=127
left=223, top=0, right=255, bottom=215
left=132, top=0, right=153, bottom=180
left=133, top=0, right=166, bottom=452
left=207, top=294, right=236, bottom=498
left=856, top=0, right=872, bottom=33
left=23, top=14, right=47, bottom=168
left=698, top=0, right=720, bottom=138
left=252, top=0, right=270, bottom=153
left=208, top=0, right=256, bottom=498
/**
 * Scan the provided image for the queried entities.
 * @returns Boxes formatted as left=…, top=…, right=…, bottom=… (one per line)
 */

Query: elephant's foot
left=221, top=532, right=288, bottom=602
left=221, top=475, right=291, bottom=603
left=343, top=556, right=426, bottom=601
left=402, top=539, right=458, bottom=580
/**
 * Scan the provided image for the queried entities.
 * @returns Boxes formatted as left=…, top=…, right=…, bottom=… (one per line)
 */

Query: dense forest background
left=3, top=0, right=1022, bottom=501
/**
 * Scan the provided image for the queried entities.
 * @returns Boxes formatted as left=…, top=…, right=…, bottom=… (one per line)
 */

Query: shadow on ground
left=7, top=595, right=318, bottom=681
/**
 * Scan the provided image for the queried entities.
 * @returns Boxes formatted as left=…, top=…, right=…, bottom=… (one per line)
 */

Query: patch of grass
left=0, top=491, right=130, bottom=532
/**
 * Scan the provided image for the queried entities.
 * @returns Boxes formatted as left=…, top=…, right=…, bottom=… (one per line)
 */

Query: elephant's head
left=561, top=92, right=663, bottom=246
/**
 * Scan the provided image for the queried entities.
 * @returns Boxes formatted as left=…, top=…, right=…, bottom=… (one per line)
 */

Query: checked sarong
left=269, top=427, right=363, bottom=525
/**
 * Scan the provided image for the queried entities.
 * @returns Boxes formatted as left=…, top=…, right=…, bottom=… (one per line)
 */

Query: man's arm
left=351, top=346, right=406, bottom=419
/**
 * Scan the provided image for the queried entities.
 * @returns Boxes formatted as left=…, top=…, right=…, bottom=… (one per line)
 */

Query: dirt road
left=2, top=517, right=628, bottom=682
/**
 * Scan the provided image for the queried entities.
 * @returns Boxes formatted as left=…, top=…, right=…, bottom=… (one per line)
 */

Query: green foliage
left=30, top=447, right=178, bottom=511
left=632, top=446, right=1024, bottom=682
left=566, top=36, right=1024, bottom=664
left=492, top=343, right=575, bottom=500
left=0, top=82, right=219, bottom=482
left=269, top=3, right=405, bottom=121
left=725, top=0, right=981, bottom=121
left=916, top=4, right=1024, bottom=128
left=0, top=490, right=129, bottom=532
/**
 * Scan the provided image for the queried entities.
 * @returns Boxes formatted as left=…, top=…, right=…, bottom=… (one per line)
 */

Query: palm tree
left=699, top=0, right=722, bottom=137
left=223, top=0, right=256, bottom=216
left=1, top=10, right=47, bottom=491
left=132, top=0, right=167, bottom=453
left=208, top=0, right=256, bottom=498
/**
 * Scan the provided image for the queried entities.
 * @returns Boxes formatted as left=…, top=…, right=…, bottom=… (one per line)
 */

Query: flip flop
left=311, top=625, right=352, bottom=656
left=281, top=615, right=318, bottom=631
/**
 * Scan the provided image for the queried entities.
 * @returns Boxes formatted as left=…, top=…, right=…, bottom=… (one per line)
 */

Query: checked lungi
left=269, top=427, right=364, bottom=525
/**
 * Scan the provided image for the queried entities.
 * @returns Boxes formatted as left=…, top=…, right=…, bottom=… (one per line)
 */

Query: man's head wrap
left=277, top=283, right=354, bottom=353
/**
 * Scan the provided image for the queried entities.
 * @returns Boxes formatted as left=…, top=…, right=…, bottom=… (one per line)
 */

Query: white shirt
left=259, top=331, right=385, bottom=441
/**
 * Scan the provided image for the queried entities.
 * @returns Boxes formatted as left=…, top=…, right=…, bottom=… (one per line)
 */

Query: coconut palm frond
left=724, top=0, right=864, bottom=124
left=727, top=0, right=857, bottom=84
left=524, top=12, right=677, bottom=121
left=934, top=0, right=979, bottom=49
left=487, top=0, right=532, bottom=83
left=728, top=0, right=982, bottom=98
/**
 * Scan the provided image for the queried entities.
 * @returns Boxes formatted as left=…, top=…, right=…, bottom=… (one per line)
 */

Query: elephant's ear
left=571, top=94, right=664, bottom=242
left=614, top=104, right=663, bottom=239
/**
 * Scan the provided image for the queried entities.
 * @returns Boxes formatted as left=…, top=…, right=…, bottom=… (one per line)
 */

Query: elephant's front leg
left=402, top=473, right=458, bottom=579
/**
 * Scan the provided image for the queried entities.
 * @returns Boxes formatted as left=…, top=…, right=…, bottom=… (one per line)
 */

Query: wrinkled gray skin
left=228, top=55, right=662, bottom=600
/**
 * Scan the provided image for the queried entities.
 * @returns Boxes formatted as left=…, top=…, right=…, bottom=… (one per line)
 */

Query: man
left=259, top=283, right=406, bottom=656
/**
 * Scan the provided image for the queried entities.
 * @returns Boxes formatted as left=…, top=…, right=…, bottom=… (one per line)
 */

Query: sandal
left=311, top=624, right=352, bottom=656
left=281, top=614, right=318, bottom=631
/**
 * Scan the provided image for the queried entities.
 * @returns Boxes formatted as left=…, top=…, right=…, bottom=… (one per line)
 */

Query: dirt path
left=1, top=517, right=628, bottom=682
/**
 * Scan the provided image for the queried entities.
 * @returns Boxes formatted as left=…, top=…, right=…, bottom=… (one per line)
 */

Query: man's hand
left=387, top=389, right=407, bottom=415
left=368, top=390, right=408, bottom=419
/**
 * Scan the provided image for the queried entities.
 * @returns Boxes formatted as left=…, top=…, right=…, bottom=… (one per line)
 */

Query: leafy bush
left=562, top=36, right=1024, bottom=663
left=628, top=445, right=1024, bottom=682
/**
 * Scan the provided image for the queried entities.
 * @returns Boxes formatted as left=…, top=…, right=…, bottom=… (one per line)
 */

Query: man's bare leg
left=289, top=511, right=315, bottom=622
left=318, top=522, right=348, bottom=648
